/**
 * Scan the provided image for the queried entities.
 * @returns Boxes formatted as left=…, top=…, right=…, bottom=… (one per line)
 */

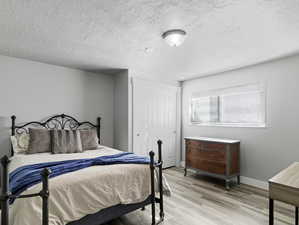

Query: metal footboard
left=0, top=155, right=51, bottom=225
left=0, top=140, right=164, bottom=225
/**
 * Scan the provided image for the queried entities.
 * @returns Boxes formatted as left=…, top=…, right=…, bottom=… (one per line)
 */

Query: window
left=190, top=84, right=266, bottom=127
left=191, top=96, right=219, bottom=123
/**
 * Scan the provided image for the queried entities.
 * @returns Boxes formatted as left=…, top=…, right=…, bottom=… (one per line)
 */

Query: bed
left=0, top=114, right=168, bottom=225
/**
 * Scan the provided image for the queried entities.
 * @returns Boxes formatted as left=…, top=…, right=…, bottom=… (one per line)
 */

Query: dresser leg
left=269, top=198, right=274, bottom=225
left=225, top=179, right=230, bottom=190
left=237, top=175, right=240, bottom=185
left=184, top=168, right=187, bottom=176
left=296, top=207, right=298, bottom=225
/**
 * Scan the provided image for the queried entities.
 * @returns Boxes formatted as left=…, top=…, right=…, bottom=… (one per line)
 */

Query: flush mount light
left=162, top=29, right=187, bottom=47
left=144, top=47, right=153, bottom=53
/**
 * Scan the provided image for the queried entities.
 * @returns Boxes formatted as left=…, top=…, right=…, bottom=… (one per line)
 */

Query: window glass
left=190, top=84, right=266, bottom=127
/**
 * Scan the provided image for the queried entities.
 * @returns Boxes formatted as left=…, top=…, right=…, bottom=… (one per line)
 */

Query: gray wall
left=0, top=55, right=114, bottom=158
left=182, top=54, right=299, bottom=182
left=113, top=70, right=129, bottom=151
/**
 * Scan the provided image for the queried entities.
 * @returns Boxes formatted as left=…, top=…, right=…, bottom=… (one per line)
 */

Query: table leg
left=296, top=207, right=298, bottom=225
left=269, top=198, right=274, bottom=225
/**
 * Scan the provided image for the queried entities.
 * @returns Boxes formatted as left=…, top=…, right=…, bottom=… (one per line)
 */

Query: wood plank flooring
left=106, top=168, right=295, bottom=225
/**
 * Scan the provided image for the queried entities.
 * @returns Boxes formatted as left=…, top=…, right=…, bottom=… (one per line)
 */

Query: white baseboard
left=240, top=176, right=268, bottom=190
left=180, top=161, right=268, bottom=190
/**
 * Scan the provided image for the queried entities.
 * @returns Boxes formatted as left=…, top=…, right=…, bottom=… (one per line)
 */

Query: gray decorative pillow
left=51, top=129, right=83, bottom=154
left=28, top=128, right=51, bottom=154
left=79, top=128, right=99, bottom=150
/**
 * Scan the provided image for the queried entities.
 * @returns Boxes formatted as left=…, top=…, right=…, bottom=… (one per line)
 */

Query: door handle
left=137, top=133, right=140, bottom=136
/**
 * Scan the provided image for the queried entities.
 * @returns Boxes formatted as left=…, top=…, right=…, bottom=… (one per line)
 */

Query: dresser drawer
left=186, top=144, right=226, bottom=162
left=201, top=142, right=226, bottom=151
left=186, top=140, right=201, bottom=149
left=186, top=158, right=226, bottom=175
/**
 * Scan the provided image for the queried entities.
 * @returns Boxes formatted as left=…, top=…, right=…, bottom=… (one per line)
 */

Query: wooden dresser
left=184, top=137, right=240, bottom=189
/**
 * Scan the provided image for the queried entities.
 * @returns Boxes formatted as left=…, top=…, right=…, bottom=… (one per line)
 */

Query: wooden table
left=269, top=162, right=299, bottom=225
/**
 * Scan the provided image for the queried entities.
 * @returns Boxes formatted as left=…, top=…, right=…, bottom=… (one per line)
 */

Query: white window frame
left=189, top=83, right=267, bottom=128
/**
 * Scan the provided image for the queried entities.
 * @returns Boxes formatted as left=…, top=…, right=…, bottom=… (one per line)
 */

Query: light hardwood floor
left=106, top=168, right=295, bottom=225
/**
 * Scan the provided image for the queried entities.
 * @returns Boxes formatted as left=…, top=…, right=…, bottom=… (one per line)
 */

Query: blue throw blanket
left=9, top=152, right=150, bottom=200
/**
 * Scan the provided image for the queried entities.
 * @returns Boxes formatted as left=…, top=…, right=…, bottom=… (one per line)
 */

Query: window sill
left=189, top=122, right=266, bottom=128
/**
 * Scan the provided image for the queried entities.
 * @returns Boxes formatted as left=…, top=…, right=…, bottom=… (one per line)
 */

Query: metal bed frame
left=0, top=114, right=164, bottom=225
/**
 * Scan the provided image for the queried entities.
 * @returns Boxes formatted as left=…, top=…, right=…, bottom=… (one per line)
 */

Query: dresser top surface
left=184, top=136, right=240, bottom=144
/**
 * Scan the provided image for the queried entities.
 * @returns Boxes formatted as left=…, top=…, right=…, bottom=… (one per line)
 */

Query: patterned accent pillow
left=51, top=129, right=83, bottom=154
left=11, top=133, right=30, bottom=154
left=27, top=128, right=51, bottom=154
left=79, top=128, right=99, bottom=150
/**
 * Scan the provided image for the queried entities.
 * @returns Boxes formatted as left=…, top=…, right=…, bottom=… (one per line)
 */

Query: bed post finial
left=11, top=115, right=16, bottom=156
left=149, top=151, right=154, bottom=159
left=11, top=115, right=16, bottom=136
left=97, top=117, right=101, bottom=144
left=157, top=140, right=162, bottom=163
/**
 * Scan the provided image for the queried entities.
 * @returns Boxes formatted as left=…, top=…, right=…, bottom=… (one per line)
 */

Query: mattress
left=8, top=146, right=168, bottom=225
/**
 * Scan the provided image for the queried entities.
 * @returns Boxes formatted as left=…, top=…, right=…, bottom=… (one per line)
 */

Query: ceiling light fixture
left=162, top=29, right=187, bottom=47
left=144, top=47, right=153, bottom=53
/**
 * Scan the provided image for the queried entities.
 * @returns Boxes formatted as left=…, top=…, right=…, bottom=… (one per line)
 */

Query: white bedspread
left=8, top=147, right=167, bottom=225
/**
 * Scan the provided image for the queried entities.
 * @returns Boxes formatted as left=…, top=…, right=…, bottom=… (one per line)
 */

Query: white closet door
left=133, top=78, right=178, bottom=168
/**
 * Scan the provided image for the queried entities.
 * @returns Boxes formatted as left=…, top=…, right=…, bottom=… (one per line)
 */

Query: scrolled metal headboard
left=11, top=114, right=101, bottom=156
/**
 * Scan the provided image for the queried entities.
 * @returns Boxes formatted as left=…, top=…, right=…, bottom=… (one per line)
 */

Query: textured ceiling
left=1, top=0, right=299, bottom=81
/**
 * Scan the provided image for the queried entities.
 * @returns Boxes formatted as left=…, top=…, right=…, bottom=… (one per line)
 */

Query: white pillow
left=11, top=133, right=30, bottom=154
